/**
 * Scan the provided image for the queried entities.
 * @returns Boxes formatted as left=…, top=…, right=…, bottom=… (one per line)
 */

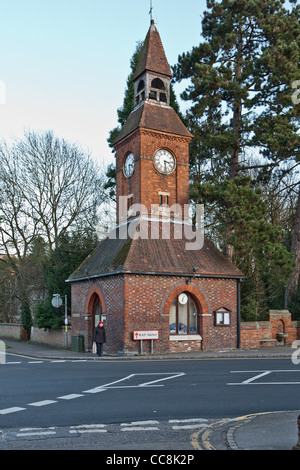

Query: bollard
left=293, top=414, right=300, bottom=450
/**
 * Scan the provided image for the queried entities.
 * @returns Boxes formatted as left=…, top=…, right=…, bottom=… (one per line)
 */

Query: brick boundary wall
left=241, top=310, right=300, bottom=349
left=30, top=326, right=72, bottom=349
left=0, top=324, right=26, bottom=341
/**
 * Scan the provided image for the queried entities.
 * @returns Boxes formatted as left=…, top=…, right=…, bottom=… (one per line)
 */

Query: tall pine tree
left=173, top=0, right=299, bottom=319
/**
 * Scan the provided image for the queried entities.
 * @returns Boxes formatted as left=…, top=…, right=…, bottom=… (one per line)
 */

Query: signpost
left=133, top=330, right=159, bottom=354
left=52, top=294, right=68, bottom=349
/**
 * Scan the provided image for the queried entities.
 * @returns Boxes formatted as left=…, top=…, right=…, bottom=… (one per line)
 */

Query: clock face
left=124, top=153, right=135, bottom=178
left=179, top=293, right=188, bottom=305
left=154, top=149, right=175, bottom=174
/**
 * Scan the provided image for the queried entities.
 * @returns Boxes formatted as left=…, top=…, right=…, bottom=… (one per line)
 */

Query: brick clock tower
left=114, top=20, right=192, bottom=225
left=68, top=21, right=243, bottom=355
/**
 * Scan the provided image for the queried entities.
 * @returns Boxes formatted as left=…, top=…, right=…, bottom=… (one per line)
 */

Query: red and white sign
left=133, top=330, right=159, bottom=341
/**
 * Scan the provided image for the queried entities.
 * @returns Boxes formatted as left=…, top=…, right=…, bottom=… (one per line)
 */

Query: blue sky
left=0, top=0, right=206, bottom=168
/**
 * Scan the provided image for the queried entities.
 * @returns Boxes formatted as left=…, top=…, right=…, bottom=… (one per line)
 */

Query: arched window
left=137, top=80, right=145, bottom=92
left=169, top=293, right=199, bottom=334
left=151, top=78, right=165, bottom=90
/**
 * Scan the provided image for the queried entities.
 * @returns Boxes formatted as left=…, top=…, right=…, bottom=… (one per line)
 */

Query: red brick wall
left=240, top=311, right=300, bottom=349
left=114, top=129, right=190, bottom=222
left=71, top=276, right=125, bottom=353
left=71, top=273, right=239, bottom=354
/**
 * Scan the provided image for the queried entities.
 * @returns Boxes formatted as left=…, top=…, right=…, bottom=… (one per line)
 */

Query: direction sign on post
left=133, top=331, right=159, bottom=354
left=133, top=331, right=159, bottom=340
left=52, top=294, right=63, bottom=308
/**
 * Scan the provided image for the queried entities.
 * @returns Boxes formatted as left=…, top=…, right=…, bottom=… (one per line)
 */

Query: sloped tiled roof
left=67, top=224, right=243, bottom=281
left=114, top=102, right=192, bottom=145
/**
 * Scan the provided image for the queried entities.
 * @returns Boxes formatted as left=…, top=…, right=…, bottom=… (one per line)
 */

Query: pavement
left=1, top=338, right=300, bottom=451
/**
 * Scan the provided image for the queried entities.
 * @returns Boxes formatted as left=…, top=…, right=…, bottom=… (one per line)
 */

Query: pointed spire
left=132, top=21, right=172, bottom=82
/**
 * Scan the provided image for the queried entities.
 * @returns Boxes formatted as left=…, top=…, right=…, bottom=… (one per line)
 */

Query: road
left=0, top=355, right=299, bottom=450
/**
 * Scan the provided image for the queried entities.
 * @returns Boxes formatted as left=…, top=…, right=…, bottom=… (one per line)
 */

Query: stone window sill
left=169, top=335, right=202, bottom=341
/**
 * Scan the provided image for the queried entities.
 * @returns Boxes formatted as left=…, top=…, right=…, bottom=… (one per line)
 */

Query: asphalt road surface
left=0, top=356, right=299, bottom=450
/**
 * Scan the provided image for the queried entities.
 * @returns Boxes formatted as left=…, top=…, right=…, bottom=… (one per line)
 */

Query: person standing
left=93, top=321, right=106, bottom=357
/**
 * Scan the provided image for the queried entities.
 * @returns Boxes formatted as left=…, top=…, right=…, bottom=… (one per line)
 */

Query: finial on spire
left=149, top=0, right=153, bottom=23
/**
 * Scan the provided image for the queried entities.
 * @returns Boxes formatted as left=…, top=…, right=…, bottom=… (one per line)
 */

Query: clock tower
left=113, top=19, right=192, bottom=224
left=68, top=19, right=243, bottom=357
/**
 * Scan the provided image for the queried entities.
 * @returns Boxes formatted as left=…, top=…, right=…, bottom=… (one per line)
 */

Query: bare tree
left=0, top=130, right=107, bottom=328
left=9, top=130, right=106, bottom=251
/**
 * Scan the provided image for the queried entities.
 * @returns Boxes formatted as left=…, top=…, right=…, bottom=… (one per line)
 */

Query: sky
left=0, top=0, right=206, bottom=169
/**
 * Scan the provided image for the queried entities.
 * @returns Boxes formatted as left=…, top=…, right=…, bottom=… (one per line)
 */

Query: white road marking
left=19, top=427, right=55, bottom=431
left=16, top=431, right=56, bottom=437
left=121, top=426, right=159, bottom=432
left=121, top=420, right=159, bottom=426
left=1, top=373, right=185, bottom=417
left=28, top=400, right=57, bottom=407
left=57, top=394, right=84, bottom=400
left=70, top=424, right=107, bottom=429
left=169, top=418, right=209, bottom=429
left=171, top=424, right=209, bottom=430
left=84, top=373, right=186, bottom=392
left=228, top=369, right=300, bottom=385
left=242, top=371, right=271, bottom=384
left=169, top=418, right=208, bottom=424
left=138, top=372, right=185, bottom=387
left=82, top=387, right=107, bottom=394
left=82, top=374, right=136, bottom=393
left=69, top=425, right=108, bottom=434
left=72, top=428, right=107, bottom=433
left=120, top=420, right=160, bottom=432
left=228, top=381, right=300, bottom=385
left=0, top=407, right=26, bottom=415
left=5, top=419, right=211, bottom=441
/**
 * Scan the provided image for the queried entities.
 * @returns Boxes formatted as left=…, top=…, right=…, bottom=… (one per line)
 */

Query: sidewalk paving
left=2, top=338, right=296, bottom=360
left=2, top=339, right=300, bottom=450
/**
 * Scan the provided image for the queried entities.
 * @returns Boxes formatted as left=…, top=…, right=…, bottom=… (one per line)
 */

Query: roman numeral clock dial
left=124, top=152, right=135, bottom=178
left=154, top=149, right=176, bottom=175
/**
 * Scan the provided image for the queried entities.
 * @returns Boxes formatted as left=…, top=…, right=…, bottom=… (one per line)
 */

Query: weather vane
left=149, top=0, right=153, bottom=22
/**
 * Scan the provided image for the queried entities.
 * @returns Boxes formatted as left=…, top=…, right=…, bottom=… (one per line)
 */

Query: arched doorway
left=91, top=294, right=103, bottom=342
left=85, top=285, right=105, bottom=349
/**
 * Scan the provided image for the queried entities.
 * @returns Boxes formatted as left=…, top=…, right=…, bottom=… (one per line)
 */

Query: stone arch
left=85, top=284, right=106, bottom=316
left=162, top=282, right=210, bottom=317
left=84, top=284, right=106, bottom=350
left=162, top=283, right=210, bottom=346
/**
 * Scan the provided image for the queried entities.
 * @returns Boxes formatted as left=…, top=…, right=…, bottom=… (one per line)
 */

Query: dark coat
left=94, top=325, right=106, bottom=344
